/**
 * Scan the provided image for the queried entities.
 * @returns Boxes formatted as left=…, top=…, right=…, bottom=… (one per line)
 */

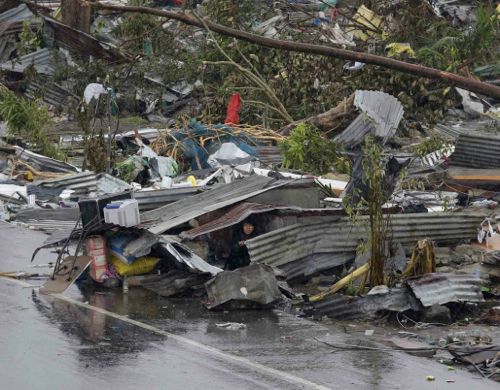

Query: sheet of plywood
left=39, top=255, right=91, bottom=294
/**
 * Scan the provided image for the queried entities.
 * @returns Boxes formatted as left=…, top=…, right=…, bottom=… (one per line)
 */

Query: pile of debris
left=0, top=0, right=499, bottom=382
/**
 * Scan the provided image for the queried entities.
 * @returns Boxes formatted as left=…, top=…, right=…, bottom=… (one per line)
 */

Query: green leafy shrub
left=0, top=86, right=64, bottom=160
left=280, top=123, right=342, bottom=175
left=411, top=135, right=446, bottom=156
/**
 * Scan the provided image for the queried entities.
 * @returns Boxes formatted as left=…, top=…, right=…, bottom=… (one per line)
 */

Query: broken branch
left=92, top=2, right=500, bottom=99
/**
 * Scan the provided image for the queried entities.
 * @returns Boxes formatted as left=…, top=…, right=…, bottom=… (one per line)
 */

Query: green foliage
left=316, top=180, right=337, bottom=198
left=0, top=86, right=63, bottom=160
left=280, top=123, right=342, bottom=175
left=204, top=0, right=261, bottom=29
left=344, top=4, right=499, bottom=124
left=17, top=20, right=43, bottom=56
left=362, top=137, right=391, bottom=287
left=200, top=0, right=346, bottom=126
left=411, top=135, right=446, bottom=157
left=416, top=6, right=499, bottom=72
left=342, top=136, right=393, bottom=287
left=114, top=0, right=159, bottom=55
left=120, top=116, right=149, bottom=126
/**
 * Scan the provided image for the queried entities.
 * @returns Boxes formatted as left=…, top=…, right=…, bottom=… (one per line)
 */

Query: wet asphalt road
left=0, top=221, right=498, bottom=390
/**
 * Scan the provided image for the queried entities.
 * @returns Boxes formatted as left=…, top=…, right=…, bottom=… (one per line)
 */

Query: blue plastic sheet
left=175, top=119, right=259, bottom=170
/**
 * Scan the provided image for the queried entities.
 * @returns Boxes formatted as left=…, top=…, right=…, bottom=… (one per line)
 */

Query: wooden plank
left=39, top=255, right=91, bottom=294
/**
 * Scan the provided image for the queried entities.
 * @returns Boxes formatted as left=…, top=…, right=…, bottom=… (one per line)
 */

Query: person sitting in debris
left=226, top=222, right=257, bottom=270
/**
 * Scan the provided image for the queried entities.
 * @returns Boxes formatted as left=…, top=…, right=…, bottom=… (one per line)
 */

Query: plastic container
left=104, top=199, right=140, bottom=227
left=85, top=235, right=106, bottom=251
left=85, top=235, right=107, bottom=282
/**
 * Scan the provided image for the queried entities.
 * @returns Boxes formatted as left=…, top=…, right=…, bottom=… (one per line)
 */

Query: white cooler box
left=104, top=199, right=140, bottom=227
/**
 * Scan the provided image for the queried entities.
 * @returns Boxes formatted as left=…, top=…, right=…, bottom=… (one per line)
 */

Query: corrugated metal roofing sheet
left=256, top=146, right=283, bottom=165
left=180, top=202, right=301, bottom=240
left=247, top=212, right=485, bottom=267
left=15, top=146, right=79, bottom=173
left=305, top=287, right=412, bottom=320
left=450, top=133, right=500, bottom=168
left=159, top=239, right=222, bottom=276
left=0, top=4, right=33, bottom=23
left=433, top=119, right=499, bottom=141
left=134, top=186, right=205, bottom=212
left=0, top=48, right=59, bottom=75
left=16, top=219, right=81, bottom=232
left=36, top=171, right=97, bottom=196
left=15, top=207, right=80, bottom=222
left=391, top=190, right=459, bottom=208
left=335, top=90, right=404, bottom=147
left=43, top=16, right=131, bottom=64
left=278, top=252, right=355, bottom=281
left=25, top=80, right=73, bottom=107
left=144, top=175, right=295, bottom=234
left=406, top=272, right=484, bottom=307
left=15, top=207, right=80, bottom=232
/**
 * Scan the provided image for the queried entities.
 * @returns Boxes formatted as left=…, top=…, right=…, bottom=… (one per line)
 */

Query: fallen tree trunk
left=92, top=2, right=500, bottom=100
left=279, top=94, right=355, bottom=135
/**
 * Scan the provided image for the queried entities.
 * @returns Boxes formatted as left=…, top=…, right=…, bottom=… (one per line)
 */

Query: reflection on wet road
left=1, top=222, right=498, bottom=389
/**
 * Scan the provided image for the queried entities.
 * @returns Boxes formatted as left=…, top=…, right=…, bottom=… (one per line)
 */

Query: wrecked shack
left=0, top=0, right=499, bottom=385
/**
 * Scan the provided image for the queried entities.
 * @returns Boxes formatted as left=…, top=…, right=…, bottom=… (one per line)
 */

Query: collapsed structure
left=0, top=0, right=499, bottom=381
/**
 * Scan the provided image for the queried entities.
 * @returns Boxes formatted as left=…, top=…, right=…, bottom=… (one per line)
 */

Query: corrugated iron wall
left=247, top=212, right=485, bottom=267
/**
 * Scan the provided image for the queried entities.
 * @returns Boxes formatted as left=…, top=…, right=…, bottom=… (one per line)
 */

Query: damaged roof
left=143, top=175, right=296, bottom=234
left=406, top=272, right=484, bottom=307
left=334, top=90, right=404, bottom=147
left=450, top=133, right=500, bottom=169
left=180, top=202, right=302, bottom=240
left=0, top=4, right=33, bottom=24
left=278, top=252, right=355, bottom=281
left=246, top=211, right=486, bottom=267
left=15, top=146, right=79, bottom=173
left=304, top=287, right=413, bottom=320
left=0, top=48, right=57, bottom=75
left=35, top=171, right=98, bottom=196
left=255, top=146, right=283, bottom=165
left=159, top=238, right=222, bottom=276
left=134, top=186, right=206, bottom=212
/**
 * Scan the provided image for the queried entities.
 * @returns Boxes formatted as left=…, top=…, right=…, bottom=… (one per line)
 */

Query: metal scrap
left=205, top=263, right=282, bottom=310
left=246, top=212, right=486, bottom=268
left=304, top=287, right=415, bottom=320
left=35, top=171, right=98, bottom=197
left=451, top=133, right=500, bottom=169
left=159, top=238, right=222, bottom=276
left=143, top=175, right=295, bottom=234
left=43, top=16, right=131, bottom=64
left=134, top=186, right=205, bottom=212
left=15, top=146, right=78, bottom=173
left=0, top=48, right=59, bottom=75
left=405, top=272, right=484, bottom=307
left=180, top=202, right=301, bottom=240
left=334, top=90, right=404, bottom=148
